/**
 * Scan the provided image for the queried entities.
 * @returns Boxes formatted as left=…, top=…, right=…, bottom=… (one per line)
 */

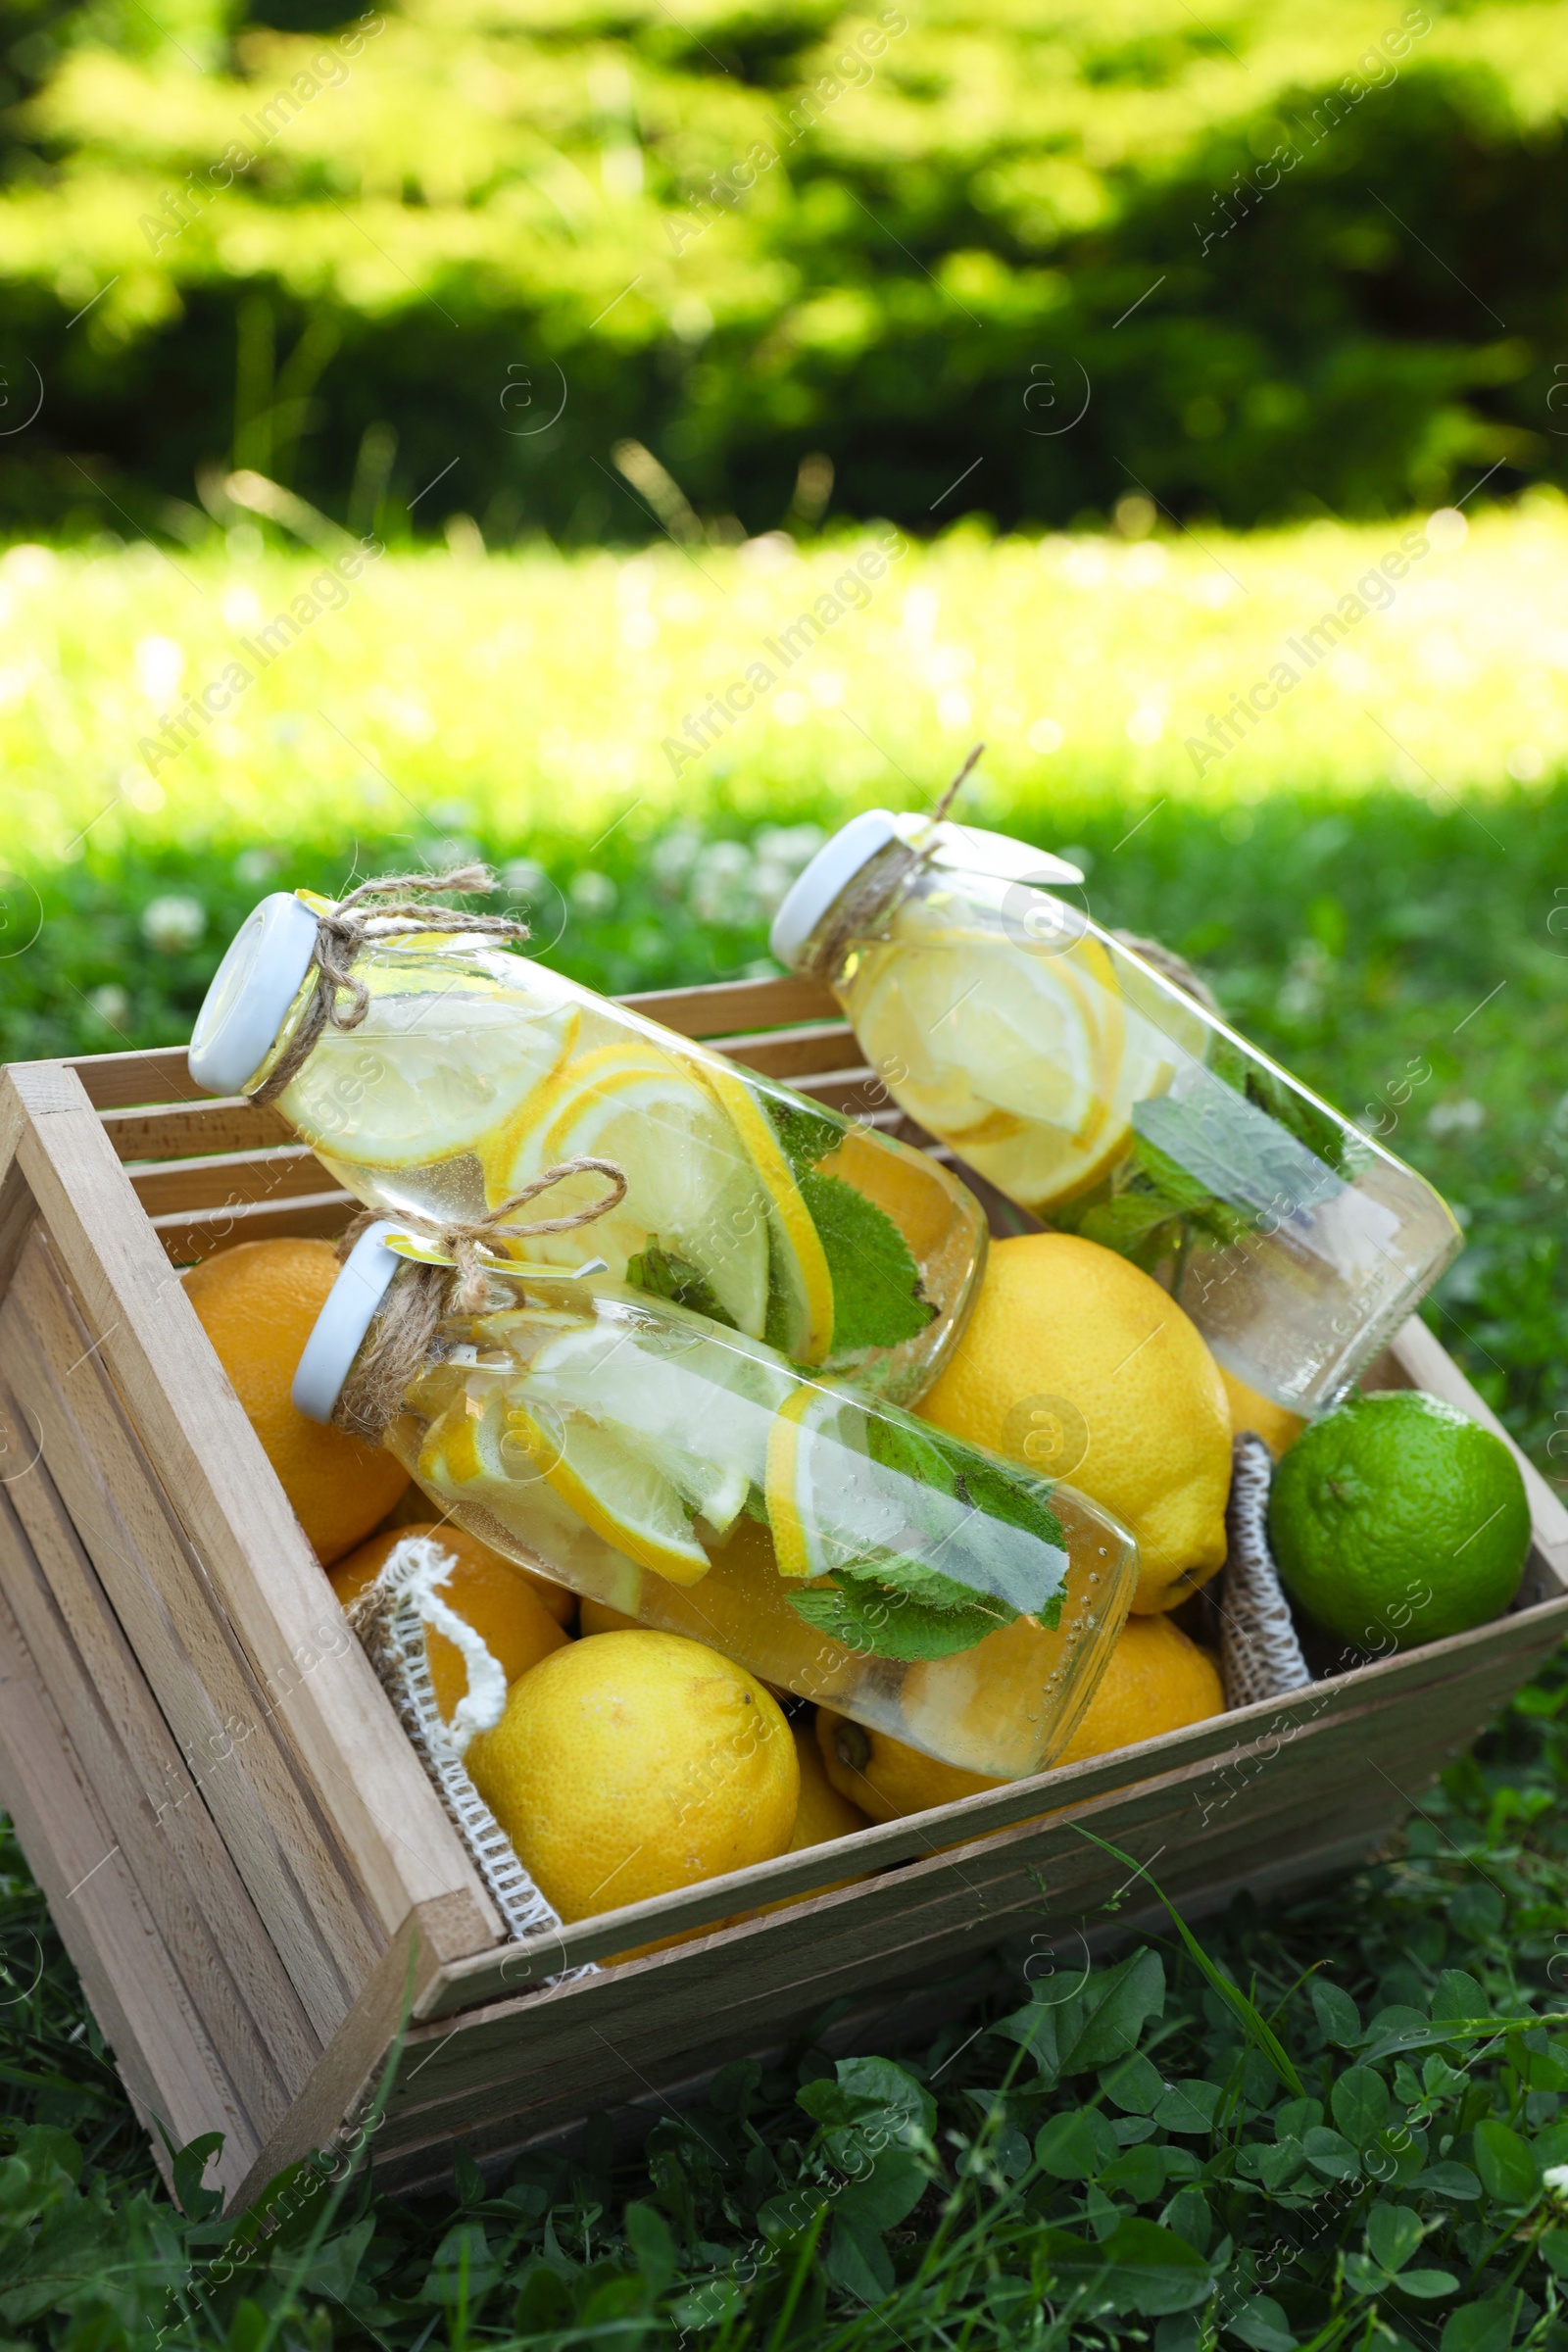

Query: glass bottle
left=769, top=812, right=1462, bottom=1416
left=189, top=888, right=988, bottom=1404
left=293, top=1228, right=1140, bottom=1781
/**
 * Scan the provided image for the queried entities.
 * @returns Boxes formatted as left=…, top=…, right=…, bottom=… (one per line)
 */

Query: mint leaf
left=780, top=1411, right=1067, bottom=1660
left=759, top=1093, right=935, bottom=1357
left=800, top=1170, right=935, bottom=1357
left=626, top=1243, right=739, bottom=1330
left=787, top=1568, right=1016, bottom=1662
left=764, top=1095, right=844, bottom=1178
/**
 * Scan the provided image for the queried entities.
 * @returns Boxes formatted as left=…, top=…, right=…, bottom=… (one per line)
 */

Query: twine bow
left=252, top=864, right=531, bottom=1106
left=332, top=1157, right=627, bottom=1442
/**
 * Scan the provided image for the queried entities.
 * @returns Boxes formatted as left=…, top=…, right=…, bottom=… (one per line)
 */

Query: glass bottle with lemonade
left=190, top=885, right=988, bottom=1405
left=769, top=812, right=1461, bottom=1417
left=292, top=1228, right=1141, bottom=1781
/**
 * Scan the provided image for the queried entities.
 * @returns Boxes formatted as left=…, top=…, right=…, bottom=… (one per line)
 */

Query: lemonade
left=293, top=1234, right=1139, bottom=1780
left=771, top=814, right=1462, bottom=1416
left=190, top=886, right=988, bottom=1402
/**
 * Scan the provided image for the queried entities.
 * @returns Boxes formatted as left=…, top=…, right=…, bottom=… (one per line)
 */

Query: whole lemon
left=466, top=1631, right=799, bottom=1922
left=817, top=1614, right=1225, bottom=1823
left=1054, top=1613, right=1224, bottom=1765
left=330, top=1525, right=569, bottom=1722
left=917, top=1231, right=1231, bottom=1612
left=816, top=1707, right=996, bottom=1822
left=1219, top=1366, right=1304, bottom=1462
left=183, top=1238, right=409, bottom=1563
left=374, top=1486, right=576, bottom=1625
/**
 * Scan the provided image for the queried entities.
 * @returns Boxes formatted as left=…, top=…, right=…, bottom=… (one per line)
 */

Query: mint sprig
left=626, top=1243, right=739, bottom=1329
left=760, top=1094, right=935, bottom=1361
left=780, top=1407, right=1067, bottom=1663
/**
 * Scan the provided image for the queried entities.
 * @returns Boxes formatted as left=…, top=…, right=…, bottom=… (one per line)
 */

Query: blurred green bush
left=1, top=0, right=1563, bottom=538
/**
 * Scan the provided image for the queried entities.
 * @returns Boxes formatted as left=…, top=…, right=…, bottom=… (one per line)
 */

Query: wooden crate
left=1, top=973, right=1565, bottom=2211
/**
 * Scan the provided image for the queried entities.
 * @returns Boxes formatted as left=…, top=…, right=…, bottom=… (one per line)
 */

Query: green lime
left=1268, top=1390, right=1530, bottom=1653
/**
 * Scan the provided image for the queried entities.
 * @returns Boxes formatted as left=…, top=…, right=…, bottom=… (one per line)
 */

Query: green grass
left=3, top=505, right=1564, bottom=1465
left=9, top=1667, right=1568, bottom=2347
left=3, top=507, right=1568, bottom=2342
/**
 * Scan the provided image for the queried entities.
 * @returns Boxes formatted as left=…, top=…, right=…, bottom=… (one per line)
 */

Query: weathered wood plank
left=0, top=1063, right=499, bottom=1976
left=624, top=974, right=840, bottom=1037
left=0, top=1565, right=264, bottom=2198
left=102, top=1099, right=298, bottom=1164
left=1, top=1258, right=371, bottom=2033
left=67, top=1046, right=201, bottom=1112
left=127, top=1145, right=334, bottom=1219
left=149, top=1193, right=355, bottom=1266
left=0, top=1450, right=317, bottom=2125
left=384, top=1716, right=1441, bottom=2146
left=421, top=1588, right=1568, bottom=2014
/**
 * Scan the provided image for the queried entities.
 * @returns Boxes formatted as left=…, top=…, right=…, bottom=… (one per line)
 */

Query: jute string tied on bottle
left=252, top=862, right=531, bottom=1106
left=800, top=744, right=984, bottom=980
left=331, top=1157, right=628, bottom=1444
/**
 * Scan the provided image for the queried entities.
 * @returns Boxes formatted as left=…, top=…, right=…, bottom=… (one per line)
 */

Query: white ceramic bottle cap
left=188, top=892, right=321, bottom=1097
left=768, top=809, right=901, bottom=969
left=768, top=810, right=1085, bottom=971
left=291, top=1221, right=403, bottom=1424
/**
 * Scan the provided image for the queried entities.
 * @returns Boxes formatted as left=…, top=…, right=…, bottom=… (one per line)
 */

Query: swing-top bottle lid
left=292, top=1220, right=404, bottom=1424
left=189, top=891, right=320, bottom=1097
left=768, top=810, right=1085, bottom=971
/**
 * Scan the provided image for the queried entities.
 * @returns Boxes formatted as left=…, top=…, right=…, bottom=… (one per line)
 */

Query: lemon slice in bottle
left=482, top=1042, right=771, bottom=1339
left=503, top=1398, right=712, bottom=1586
left=763, top=1382, right=895, bottom=1581
left=286, top=987, right=581, bottom=1172
left=702, top=1061, right=835, bottom=1367
left=417, top=1380, right=711, bottom=1586
left=850, top=929, right=1185, bottom=1214
left=521, top=1313, right=793, bottom=1537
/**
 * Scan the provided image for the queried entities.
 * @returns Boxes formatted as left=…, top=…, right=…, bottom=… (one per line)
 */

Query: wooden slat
left=67, top=1046, right=203, bottom=1112
left=712, top=1022, right=858, bottom=1081
left=0, top=1062, right=499, bottom=1976
left=383, top=1704, right=1454, bottom=2155
left=0, top=1562, right=264, bottom=2199
left=1, top=1253, right=370, bottom=2034
left=0, top=1443, right=316, bottom=2128
left=103, top=1099, right=298, bottom=1164
left=227, top=1902, right=453, bottom=2214
left=623, top=973, right=840, bottom=1037
left=149, top=1194, right=356, bottom=1268
left=382, top=1831, right=1394, bottom=2192
left=126, top=1144, right=334, bottom=1219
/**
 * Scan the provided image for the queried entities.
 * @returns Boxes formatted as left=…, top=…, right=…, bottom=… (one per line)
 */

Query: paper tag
left=382, top=1233, right=609, bottom=1283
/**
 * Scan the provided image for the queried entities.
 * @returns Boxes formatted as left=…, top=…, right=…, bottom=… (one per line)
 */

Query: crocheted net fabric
left=348, top=1536, right=594, bottom=1976
left=1219, top=1432, right=1312, bottom=1709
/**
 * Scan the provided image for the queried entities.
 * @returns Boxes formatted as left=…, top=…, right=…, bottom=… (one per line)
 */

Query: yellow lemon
left=374, top=1487, right=576, bottom=1625
left=791, top=1716, right=871, bottom=1848
left=817, top=1615, right=1224, bottom=1823
left=1219, top=1367, right=1305, bottom=1463
left=916, top=1232, right=1230, bottom=1613
left=466, top=1630, right=799, bottom=1922
left=1053, top=1613, right=1224, bottom=1766
left=183, top=1239, right=409, bottom=1563
left=816, top=1708, right=997, bottom=1823
left=330, top=1525, right=569, bottom=1721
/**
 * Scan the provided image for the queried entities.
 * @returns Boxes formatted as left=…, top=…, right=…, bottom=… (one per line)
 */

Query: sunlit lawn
left=4, top=496, right=1567, bottom=868
left=1, top=501, right=1565, bottom=1467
